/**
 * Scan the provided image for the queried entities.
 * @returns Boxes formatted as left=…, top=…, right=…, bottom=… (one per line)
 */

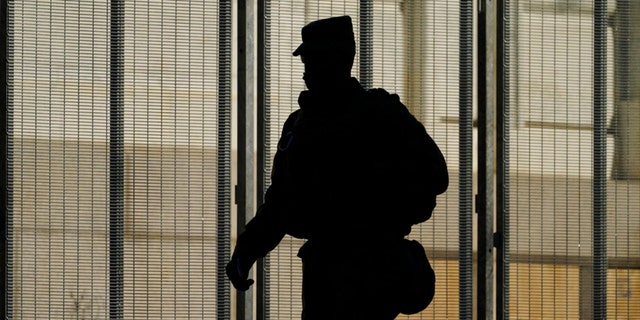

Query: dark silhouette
left=226, top=16, right=448, bottom=319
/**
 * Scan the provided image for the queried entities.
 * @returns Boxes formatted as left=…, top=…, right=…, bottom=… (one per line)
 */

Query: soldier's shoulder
left=365, top=88, right=409, bottom=115
left=280, top=109, right=303, bottom=133
left=288, top=108, right=303, bottom=119
left=367, top=88, right=399, bottom=101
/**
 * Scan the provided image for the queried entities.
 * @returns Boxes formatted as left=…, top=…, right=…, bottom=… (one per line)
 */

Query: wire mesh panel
left=260, top=1, right=472, bottom=318
left=7, top=0, right=232, bottom=318
left=8, top=2, right=111, bottom=318
left=122, top=1, right=231, bottom=318
left=501, top=0, right=640, bottom=318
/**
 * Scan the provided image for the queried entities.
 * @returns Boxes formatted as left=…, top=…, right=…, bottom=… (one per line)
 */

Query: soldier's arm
left=230, top=111, right=300, bottom=265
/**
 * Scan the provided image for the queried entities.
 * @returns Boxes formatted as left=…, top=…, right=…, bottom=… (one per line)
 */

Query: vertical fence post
left=218, top=1, right=233, bottom=319
left=237, top=0, right=256, bottom=319
left=496, top=0, right=509, bottom=318
left=109, top=0, right=125, bottom=318
left=359, top=0, right=373, bottom=89
left=256, top=0, right=269, bottom=318
left=478, top=0, right=497, bottom=317
left=459, top=0, right=475, bottom=318
left=1, top=0, right=10, bottom=317
left=593, top=0, right=608, bottom=318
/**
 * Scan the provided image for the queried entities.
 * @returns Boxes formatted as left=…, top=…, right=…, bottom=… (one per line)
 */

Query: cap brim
left=292, top=43, right=304, bottom=56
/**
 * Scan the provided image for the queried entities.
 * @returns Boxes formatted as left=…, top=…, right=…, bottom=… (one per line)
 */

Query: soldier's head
left=293, top=16, right=356, bottom=91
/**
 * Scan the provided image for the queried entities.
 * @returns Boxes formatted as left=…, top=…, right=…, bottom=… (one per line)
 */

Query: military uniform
left=227, top=16, right=448, bottom=320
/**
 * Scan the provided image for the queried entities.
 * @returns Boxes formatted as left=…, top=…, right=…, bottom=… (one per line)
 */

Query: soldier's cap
left=292, top=16, right=355, bottom=57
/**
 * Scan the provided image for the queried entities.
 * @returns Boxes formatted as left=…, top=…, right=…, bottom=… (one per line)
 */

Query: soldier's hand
left=226, top=256, right=255, bottom=291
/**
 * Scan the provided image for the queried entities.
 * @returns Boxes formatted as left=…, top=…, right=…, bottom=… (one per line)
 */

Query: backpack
left=273, top=88, right=448, bottom=237
left=361, top=88, right=449, bottom=224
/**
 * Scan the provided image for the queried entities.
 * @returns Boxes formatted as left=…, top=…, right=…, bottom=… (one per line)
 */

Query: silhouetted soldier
left=226, top=16, right=448, bottom=319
